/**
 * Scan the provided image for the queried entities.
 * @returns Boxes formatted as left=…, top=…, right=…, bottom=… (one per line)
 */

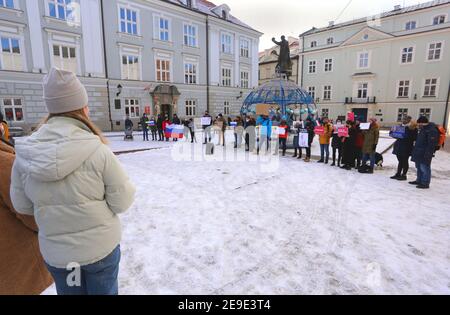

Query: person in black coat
left=303, top=118, right=315, bottom=162
left=331, top=120, right=344, bottom=167
left=341, top=120, right=356, bottom=170
left=172, top=114, right=181, bottom=142
left=156, top=114, right=164, bottom=141
left=390, top=116, right=418, bottom=181
left=410, top=116, right=439, bottom=189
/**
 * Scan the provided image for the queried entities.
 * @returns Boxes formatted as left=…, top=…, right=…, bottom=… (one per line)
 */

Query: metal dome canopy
left=241, top=79, right=316, bottom=116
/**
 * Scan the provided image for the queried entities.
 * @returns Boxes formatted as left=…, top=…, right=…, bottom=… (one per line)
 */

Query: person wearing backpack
left=410, top=116, right=439, bottom=189
left=390, top=116, right=418, bottom=181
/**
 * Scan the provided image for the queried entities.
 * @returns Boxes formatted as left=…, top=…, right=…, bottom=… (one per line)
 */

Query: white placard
left=298, top=131, right=309, bottom=148
left=278, top=127, right=286, bottom=135
left=201, top=117, right=212, bottom=126
left=360, top=122, right=371, bottom=130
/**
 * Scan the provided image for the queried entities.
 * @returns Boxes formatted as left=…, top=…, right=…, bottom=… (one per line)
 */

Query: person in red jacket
left=354, top=122, right=364, bottom=168
left=162, top=116, right=171, bottom=142
left=278, top=120, right=290, bottom=156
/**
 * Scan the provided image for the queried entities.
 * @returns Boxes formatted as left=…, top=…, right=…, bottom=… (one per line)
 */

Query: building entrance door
left=352, top=108, right=368, bottom=122
left=161, top=104, right=172, bottom=119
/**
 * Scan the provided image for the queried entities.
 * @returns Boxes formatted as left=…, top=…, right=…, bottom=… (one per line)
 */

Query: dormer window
left=406, top=21, right=417, bottom=30
left=433, top=15, right=446, bottom=25
left=222, top=10, right=228, bottom=20
left=310, top=41, right=317, bottom=48
left=327, top=37, right=334, bottom=45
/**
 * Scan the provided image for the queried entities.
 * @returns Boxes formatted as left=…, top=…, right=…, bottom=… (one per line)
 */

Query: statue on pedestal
left=272, top=36, right=293, bottom=79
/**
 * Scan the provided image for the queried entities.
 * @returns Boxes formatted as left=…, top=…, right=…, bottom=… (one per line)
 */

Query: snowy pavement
left=43, top=133, right=450, bottom=295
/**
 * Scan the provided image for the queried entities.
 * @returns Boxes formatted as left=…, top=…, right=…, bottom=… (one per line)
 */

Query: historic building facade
left=298, top=0, right=450, bottom=131
left=0, top=0, right=261, bottom=132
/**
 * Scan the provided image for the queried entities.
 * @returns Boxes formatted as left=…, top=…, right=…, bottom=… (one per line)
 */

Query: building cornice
left=300, top=2, right=450, bottom=38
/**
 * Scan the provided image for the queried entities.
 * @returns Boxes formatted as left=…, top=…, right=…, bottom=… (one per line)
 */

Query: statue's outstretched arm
left=272, top=38, right=281, bottom=45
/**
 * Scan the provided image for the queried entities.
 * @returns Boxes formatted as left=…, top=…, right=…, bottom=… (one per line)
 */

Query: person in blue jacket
left=410, top=116, right=439, bottom=189
left=256, top=115, right=272, bottom=154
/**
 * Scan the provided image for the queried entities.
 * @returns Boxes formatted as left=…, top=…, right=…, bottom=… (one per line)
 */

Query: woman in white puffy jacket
left=10, top=68, right=136, bottom=295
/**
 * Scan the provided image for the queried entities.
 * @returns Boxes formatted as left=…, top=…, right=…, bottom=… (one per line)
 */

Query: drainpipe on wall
left=300, top=36, right=304, bottom=88
left=206, top=15, right=210, bottom=113
left=444, top=80, right=450, bottom=131
left=100, top=0, right=113, bottom=131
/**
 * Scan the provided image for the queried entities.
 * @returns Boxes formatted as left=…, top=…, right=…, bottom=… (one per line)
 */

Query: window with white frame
left=0, top=0, right=14, bottom=9
left=423, top=78, right=438, bottom=97
left=240, top=39, right=249, bottom=58
left=0, top=37, right=22, bottom=71
left=358, top=52, right=369, bottom=68
left=119, top=7, right=138, bottom=35
left=185, top=99, right=196, bottom=116
left=427, top=42, right=443, bottom=61
left=401, top=47, right=414, bottom=63
left=357, top=82, right=368, bottom=99
left=405, top=21, right=416, bottom=30
left=308, top=86, right=315, bottom=100
left=221, top=33, right=232, bottom=54
left=323, top=85, right=332, bottom=100
left=48, top=0, right=76, bottom=21
left=324, top=58, right=333, bottom=72
left=224, top=101, right=230, bottom=115
left=156, top=58, right=171, bottom=82
left=327, top=37, right=334, bottom=45
left=2, top=98, right=23, bottom=121
left=184, top=62, right=197, bottom=85
left=158, top=17, right=170, bottom=41
left=221, top=67, right=232, bottom=87
left=121, top=54, right=140, bottom=80
left=52, top=44, right=77, bottom=73
left=124, top=99, right=140, bottom=118
left=183, top=23, right=197, bottom=47
left=240, top=70, right=249, bottom=89
left=397, top=108, right=408, bottom=122
left=419, top=108, right=431, bottom=119
left=398, top=80, right=410, bottom=97
left=308, top=60, right=316, bottom=73
left=433, top=15, right=446, bottom=25
left=321, top=108, right=329, bottom=118
left=310, top=41, right=317, bottom=48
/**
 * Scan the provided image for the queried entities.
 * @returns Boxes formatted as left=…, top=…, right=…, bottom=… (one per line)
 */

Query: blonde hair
left=40, top=108, right=108, bottom=144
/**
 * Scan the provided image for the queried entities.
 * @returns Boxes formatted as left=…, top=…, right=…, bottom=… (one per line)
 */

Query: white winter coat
left=10, top=117, right=135, bottom=268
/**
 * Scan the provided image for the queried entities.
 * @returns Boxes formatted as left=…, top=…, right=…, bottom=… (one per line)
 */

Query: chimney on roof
left=328, top=21, right=334, bottom=27
left=393, top=5, right=401, bottom=11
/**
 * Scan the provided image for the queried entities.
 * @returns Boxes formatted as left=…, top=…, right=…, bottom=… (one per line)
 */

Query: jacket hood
left=14, top=117, right=102, bottom=182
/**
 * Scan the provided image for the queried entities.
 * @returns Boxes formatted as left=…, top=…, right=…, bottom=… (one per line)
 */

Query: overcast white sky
left=221, top=0, right=428, bottom=50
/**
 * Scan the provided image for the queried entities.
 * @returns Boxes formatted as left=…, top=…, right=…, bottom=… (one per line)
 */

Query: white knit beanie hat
left=43, top=68, right=88, bottom=114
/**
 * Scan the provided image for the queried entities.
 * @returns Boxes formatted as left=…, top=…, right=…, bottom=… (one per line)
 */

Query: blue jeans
left=45, top=245, right=121, bottom=295
left=143, top=128, right=149, bottom=141
left=362, top=153, right=376, bottom=168
left=320, top=144, right=330, bottom=161
left=415, top=162, right=431, bottom=186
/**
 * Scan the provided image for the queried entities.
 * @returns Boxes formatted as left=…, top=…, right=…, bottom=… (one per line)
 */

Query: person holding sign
left=202, top=111, right=213, bottom=144
left=331, top=120, right=344, bottom=167
left=157, top=114, right=164, bottom=141
left=214, top=114, right=227, bottom=146
left=172, top=114, right=181, bottom=142
left=391, top=116, right=418, bottom=181
left=162, top=116, right=171, bottom=142
left=317, top=117, right=333, bottom=164
left=278, top=120, right=289, bottom=156
left=149, top=116, right=157, bottom=141
left=358, top=118, right=380, bottom=174
left=292, top=121, right=303, bottom=160
left=341, top=120, right=357, bottom=170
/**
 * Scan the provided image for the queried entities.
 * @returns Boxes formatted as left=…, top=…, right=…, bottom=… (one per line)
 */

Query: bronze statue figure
left=272, top=36, right=293, bottom=79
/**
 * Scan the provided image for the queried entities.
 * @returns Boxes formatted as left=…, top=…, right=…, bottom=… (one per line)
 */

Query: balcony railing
left=345, top=97, right=377, bottom=104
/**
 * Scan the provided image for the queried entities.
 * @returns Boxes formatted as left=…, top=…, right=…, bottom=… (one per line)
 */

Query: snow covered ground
left=43, top=131, right=450, bottom=295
